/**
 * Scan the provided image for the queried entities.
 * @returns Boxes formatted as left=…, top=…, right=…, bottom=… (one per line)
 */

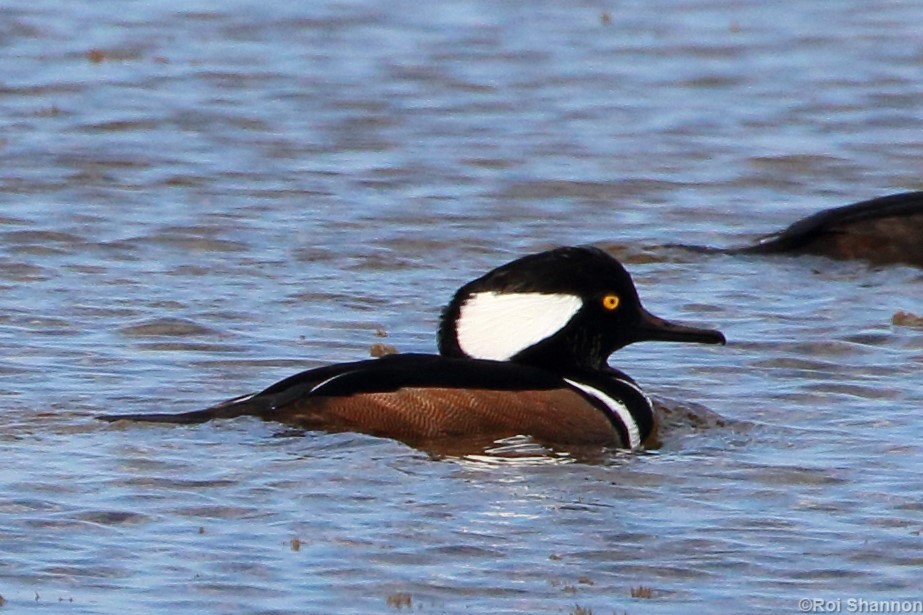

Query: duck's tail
left=97, top=393, right=269, bottom=425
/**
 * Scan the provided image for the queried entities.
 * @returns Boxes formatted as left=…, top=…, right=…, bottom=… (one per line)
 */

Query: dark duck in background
left=732, top=191, right=923, bottom=267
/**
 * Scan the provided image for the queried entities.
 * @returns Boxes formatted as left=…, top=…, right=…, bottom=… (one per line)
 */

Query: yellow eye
left=602, top=294, right=620, bottom=311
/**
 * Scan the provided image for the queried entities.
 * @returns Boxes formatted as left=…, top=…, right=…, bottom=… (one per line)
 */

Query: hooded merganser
left=100, top=246, right=725, bottom=451
left=735, top=191, right=923, bottom=267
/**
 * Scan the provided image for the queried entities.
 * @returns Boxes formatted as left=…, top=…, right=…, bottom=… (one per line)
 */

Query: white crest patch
left=564, top=379, right=641, bottom=449
left=456, top=292, right=583, bottom=361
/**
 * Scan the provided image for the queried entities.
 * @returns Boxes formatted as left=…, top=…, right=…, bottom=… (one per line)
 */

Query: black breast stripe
left=562, top=375, right=655, bottom=448
left=609, top=378, right=655, bottom=445
left=563, top=378, right=636, bottom=448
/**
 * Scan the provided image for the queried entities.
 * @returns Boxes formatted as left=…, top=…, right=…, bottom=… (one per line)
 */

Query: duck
left=100, top=246, right=725, bottom=451
left=732, top=191, right=923, bottom=267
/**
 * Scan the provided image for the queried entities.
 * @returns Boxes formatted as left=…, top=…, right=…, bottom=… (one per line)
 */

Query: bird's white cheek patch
left=456, top=292, right=583, bottom=361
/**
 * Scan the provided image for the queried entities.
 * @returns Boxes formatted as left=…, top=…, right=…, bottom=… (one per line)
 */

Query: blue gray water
left=1, top=1, right=922, bottom=613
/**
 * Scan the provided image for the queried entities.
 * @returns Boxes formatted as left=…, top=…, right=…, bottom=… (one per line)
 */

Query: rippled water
left=2, top=0, right=922, bottom=612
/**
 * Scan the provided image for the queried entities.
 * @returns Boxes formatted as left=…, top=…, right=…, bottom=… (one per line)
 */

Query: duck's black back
left=737, top=191, right=923, bottom=266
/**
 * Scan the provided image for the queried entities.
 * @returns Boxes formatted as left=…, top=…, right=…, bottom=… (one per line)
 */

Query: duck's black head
left=438, top=246, right=725, bottom=372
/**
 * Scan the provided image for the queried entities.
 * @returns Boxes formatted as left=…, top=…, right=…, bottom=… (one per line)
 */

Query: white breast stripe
left=564, top=378, right=641, bottom=449
left=456, top=292, right=583, bottom=361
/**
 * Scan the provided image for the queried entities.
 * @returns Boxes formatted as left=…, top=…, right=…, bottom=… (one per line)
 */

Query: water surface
left=1, top=0, right=922, bottom=613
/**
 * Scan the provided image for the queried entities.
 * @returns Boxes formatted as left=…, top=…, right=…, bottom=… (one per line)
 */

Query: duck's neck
left=509, top=333, right=608, bottom=374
